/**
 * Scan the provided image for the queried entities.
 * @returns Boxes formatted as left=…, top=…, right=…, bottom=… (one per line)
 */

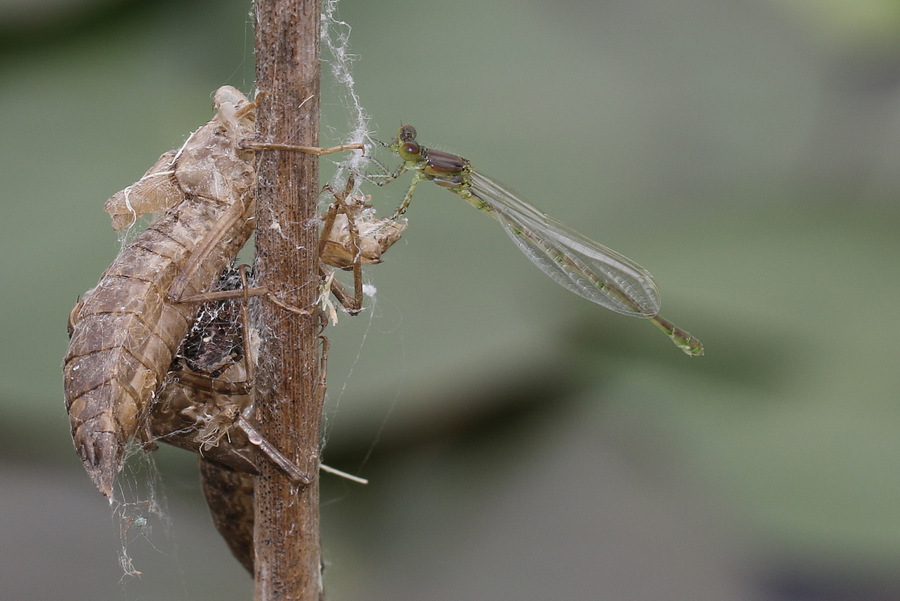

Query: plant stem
left=252, top=0, right=323, bottom=599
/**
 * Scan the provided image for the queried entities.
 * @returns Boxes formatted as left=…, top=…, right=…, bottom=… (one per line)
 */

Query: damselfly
left=380, top=125, right=703, bottom=356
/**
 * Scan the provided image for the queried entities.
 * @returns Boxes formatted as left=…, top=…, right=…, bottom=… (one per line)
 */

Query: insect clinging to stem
left=64, top=86, right=365, bottom=497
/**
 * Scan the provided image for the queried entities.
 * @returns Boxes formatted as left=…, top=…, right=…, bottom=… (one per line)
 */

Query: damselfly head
left=395, top=125, right=421, bottom=161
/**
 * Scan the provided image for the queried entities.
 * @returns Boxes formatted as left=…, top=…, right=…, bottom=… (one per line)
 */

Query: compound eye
left=398, top=140, right=420, bottom=160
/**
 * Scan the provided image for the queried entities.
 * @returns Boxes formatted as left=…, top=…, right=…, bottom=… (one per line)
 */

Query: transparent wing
left=468, top=171, right=660, bottom=317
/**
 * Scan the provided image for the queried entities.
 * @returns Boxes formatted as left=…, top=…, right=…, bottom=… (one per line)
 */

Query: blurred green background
left=3, top=0, right=900, bottom=599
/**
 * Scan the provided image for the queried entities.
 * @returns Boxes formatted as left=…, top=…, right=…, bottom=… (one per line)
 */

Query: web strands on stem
left=321, top=0, right=372, bottom=193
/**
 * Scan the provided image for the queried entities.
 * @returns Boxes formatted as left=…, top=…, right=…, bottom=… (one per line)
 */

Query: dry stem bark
left=252, top=0, right=324, bottom=599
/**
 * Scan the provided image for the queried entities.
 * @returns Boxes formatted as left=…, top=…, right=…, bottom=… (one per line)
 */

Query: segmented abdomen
left=64, top=195, right=254, bottom=497
left=199, top=458, right=256, bottom=573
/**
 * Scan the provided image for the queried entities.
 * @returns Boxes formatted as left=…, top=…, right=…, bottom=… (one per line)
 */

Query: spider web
left=110, top=442, right=173, bottom=581
left=321, top=0, right=373, bottom=198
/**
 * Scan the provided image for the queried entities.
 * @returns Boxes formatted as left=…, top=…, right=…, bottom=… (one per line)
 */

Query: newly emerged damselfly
left=381, top=125, right=703, bottom=356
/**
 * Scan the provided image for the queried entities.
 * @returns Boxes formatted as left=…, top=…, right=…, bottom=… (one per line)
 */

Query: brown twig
left=252, top=0, right=324, bottom=599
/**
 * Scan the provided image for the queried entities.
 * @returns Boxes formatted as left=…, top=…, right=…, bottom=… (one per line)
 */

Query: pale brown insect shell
left=64, top=86, right=258, bottom=497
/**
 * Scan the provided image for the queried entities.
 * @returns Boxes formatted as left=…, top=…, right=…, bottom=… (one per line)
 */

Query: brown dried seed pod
left=64, top=86, right=258, bottom=497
